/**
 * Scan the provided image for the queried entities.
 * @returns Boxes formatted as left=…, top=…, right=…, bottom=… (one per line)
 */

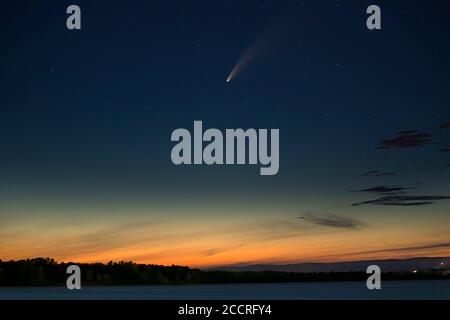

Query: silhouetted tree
left=0, top=258, right=448, bottom=286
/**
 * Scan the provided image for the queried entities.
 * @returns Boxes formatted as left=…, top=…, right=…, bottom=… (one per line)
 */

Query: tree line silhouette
left=0, top=258, right=448, bottom=286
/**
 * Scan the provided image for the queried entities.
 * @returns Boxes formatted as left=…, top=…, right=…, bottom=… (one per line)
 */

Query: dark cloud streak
left=299, top=214, right=365, bottom=230
left=362, top=170, right=396, bottom=177
left=438, top=122, right=450, bottom=129
left=355, top=186, right=408, bottom=193
left=377, top=131, right=431, bottom=149
left=352, top=195, right=450, bottom=207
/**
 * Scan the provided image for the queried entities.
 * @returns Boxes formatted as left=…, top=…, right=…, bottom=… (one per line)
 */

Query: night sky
left=1, top=0, right=450, bottom=267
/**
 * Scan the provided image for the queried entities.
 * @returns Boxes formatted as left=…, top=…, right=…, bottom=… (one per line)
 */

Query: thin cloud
left=377, top=130, right=431, bottom=149
left=299, top=214, right=365, bottom=230
left=362, top=170, right=396, bottom=177
left=356, top=186, right=408, bottom=193
left=352, top=195, right=450, bottom=207
left=438, top=122, right=450, bottom=129
left=349, top=242, right=450, bottom=256
left=200, top=245, right=244, bottom=257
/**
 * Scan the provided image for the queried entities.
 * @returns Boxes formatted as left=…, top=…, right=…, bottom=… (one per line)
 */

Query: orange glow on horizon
left=2, top=209, right=450, bottom=268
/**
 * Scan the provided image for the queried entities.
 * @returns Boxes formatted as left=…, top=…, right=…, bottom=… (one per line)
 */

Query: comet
left=226, top=51, right=254, bottom=83
left=226, top=17, right=282, bottom=83
left=226, top=7, right=295, bottom=83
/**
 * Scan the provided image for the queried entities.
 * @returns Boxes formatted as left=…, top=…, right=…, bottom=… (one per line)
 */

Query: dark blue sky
left=1, top=1, right=450, bottom=265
